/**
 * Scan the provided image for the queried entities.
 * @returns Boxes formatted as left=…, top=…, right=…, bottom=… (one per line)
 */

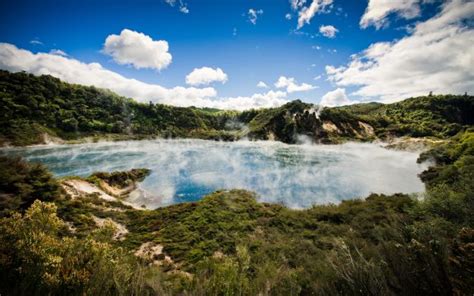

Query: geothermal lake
left=2, top=139, right=429, bottom=209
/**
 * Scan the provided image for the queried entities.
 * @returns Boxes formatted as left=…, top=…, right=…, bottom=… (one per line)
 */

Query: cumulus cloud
left=275, top=76, right=316, bottom=93
left=257, top=81, right=269, bottom=88
left=248, top=8, right=263, bottom=25
left=319, top=25, right=338, bottom=38
left=326, top=0, right=474, bottom=102
left=320, top=88, right=353, bottom=106
left=103, top=29, right=172, bottom=71
left=296, top=0, right=333, bottom=29
left=360, top=0, right=421, bottom=29
left=216, top=90, right=288, bottom=111
left=185, top=67, right=228, bottom=86
left=0, top=43, right=287, bottom=110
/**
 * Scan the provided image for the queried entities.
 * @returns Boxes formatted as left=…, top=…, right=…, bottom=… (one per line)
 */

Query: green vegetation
left=0, top=69, right=473, bottom=294
left=0, top=71, right=245, bottom=146
left=0, top=156, right=60, bottom=216
left=0, top=200, right=170, bottom=295
left=1, top=70, right=472, bottom=146
left=246, top=96, right=473, bottom=143
left=88, top=168, right=151, bottom=189
left=1, top=129, right=473, bottom=295
left=339, top=95, right=474, bottom=138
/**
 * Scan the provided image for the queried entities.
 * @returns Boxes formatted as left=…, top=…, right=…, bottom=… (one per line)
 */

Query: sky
left=0, top=0, right=472, bottom=110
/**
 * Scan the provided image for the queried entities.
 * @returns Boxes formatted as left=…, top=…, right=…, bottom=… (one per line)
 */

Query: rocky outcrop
left=61, top=168, right=151, bottom=209
left=247, top=100, right=377, bottom=144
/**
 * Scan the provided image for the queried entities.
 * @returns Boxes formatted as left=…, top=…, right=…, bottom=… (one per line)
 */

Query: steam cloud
left=3, top=140, right=429, bottom=209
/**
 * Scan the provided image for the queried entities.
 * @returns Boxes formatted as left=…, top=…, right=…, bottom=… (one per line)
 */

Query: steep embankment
left=246, top=100, right=377, bottom=143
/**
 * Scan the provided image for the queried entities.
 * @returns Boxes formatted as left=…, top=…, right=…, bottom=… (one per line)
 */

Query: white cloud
left=164, top=0, right=189, bottom=14
left=296, top=0, right=333, bottom=29
left=314, top=75, right=322, bottom=80
left=103, top=29, right=172, bottom=71
left=257, top=81, right=269, bottom=88
left=285, top=13, right=292, bottom=20
left=216, top=90, right=288, bottom=111
left=179, top=6, right=189, bottom=14
left=0, top=43, right=287, bottom=110
left=290, top=0, right=307, bottom=10
left=49, top=49, right=68, bottom=57
left=325, top=65, right=338, bottom=75
left=29, top=40, right=43, bottom=45
left=248, top=8, right=263, bottom=25
left=185, top=67, right=228, bottom=86
left=275, top=76, right=316, bottom=93
left=320, top=88, right=353, bottom=107
left=326, top=0, right=474, bottom=102
left=319, top=25, right=338, bottom=38
left=360, top=0, right=421, bottom=29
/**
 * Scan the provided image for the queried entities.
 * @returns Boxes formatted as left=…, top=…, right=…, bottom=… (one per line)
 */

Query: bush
left=0, top=200, right=167, bottom=296
left=0, top=156, right=60, bottom=215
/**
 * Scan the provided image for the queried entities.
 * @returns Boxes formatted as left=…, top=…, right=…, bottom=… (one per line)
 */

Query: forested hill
left=0, top=70, right=247, bottom=146
left=1, top=70, right=473, bottom=146
left=246, top=94, right=473, bottom=143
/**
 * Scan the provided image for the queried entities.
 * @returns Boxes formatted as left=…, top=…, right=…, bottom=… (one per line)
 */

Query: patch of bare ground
left=384, top=137, right=445, bottom=152
left=135, top=242, right=193, bottom=279
left=41, top=132, right=64, bottom=145
left=322, top=121, right=340, bottom=134
left=62, top=179, right=117, bottom=201
left=91, top=215, right=129, bottom=241
left=98, top=180, right=135, bottom=198
left=61, top=178, right=143, bottom=210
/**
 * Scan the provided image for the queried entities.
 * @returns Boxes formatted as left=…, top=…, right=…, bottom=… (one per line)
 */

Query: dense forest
left=0, top=71, right=243, bottom=145
left=1, top=70, right=473, bottom=146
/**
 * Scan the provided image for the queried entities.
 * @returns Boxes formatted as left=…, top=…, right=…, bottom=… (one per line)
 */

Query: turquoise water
left=1, top=139, right=428, bottom=209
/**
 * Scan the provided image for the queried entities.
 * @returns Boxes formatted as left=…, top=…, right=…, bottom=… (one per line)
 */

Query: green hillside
left=246, top=95, right=473, bottom=143
left=1, top=70, right=473, bottom=146
left=0, top=71, right=244, bottom=146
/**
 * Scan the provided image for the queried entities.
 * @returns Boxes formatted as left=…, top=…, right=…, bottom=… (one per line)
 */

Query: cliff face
left=246, top=100, right=377, bottom=144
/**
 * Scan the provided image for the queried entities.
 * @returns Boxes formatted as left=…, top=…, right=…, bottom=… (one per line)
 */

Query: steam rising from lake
left=3, top=140, right=428, bottom=209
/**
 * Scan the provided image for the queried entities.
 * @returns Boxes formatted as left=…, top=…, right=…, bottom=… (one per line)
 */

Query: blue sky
left=0, top=0, right=472, bottom=109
